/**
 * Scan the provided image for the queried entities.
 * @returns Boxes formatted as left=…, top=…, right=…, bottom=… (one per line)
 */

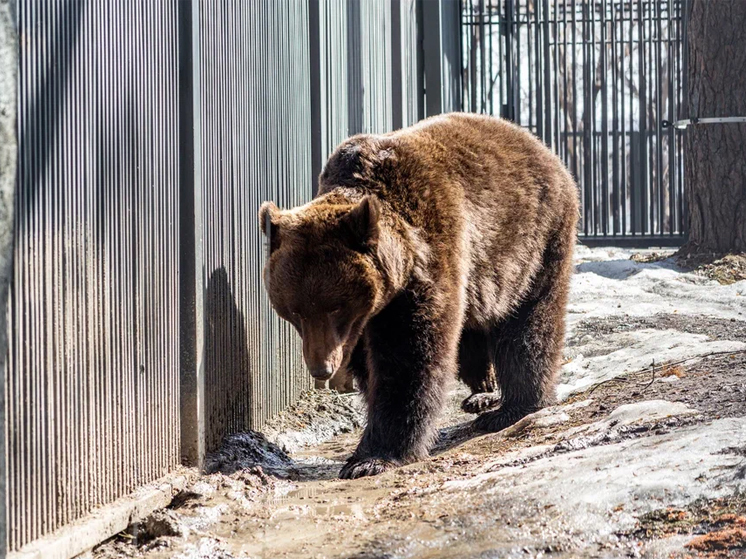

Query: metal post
left=347, top=0, right=363, bottom=134
left=681, top=0, right=689, bottom=239
left=0, top=1, right=16, bottom=555
left=504, top=0, right=514, bottom=120
left=422, top=0, right=461, bottom=117
left=422, top=0, right=443, bottom=116
left=416, top=0, right=425, bottom=120
left=391, top=0, right=403, bottom=130
left=309, top=0, right=321, bottom=196
left=178, top=0, right=204, bottom=470
left=0, top=0, right=16, bottom=555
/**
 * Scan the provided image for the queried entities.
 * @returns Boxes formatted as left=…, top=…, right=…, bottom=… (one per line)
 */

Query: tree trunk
left=683, top=0, right=746, bottom=253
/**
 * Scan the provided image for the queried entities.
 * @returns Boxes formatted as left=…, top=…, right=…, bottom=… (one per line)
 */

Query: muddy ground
left=93, top=248, right=746, bottom=559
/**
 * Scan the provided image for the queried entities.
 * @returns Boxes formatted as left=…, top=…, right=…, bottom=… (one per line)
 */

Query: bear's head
left=259, top=196, right=382, bottom=381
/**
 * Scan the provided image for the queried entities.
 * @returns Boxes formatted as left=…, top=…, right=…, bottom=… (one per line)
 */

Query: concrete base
left=8, top=469, right=196, bottom=559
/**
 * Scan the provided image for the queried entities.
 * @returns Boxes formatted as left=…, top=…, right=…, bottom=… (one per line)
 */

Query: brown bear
left=259, top=113, right=578, bottom=479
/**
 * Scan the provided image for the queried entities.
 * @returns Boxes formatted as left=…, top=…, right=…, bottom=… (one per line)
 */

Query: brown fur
left=259, top=113, right=579, bottom=479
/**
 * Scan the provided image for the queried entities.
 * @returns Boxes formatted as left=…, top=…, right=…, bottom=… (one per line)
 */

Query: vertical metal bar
left=497, top=0, right=504, bottom=118
left=469, top=0, right=477, bottom=112
left=610, top=0, right=619, bottom=235
left=514, top=0, right=521, bottom=123
left=590, top=0, right=598, bottom=235
left=502, top=0, right=508, bottom=120
left=666, top=0, right=675, bottom=234
left=391, top=0, right=403, bottom=128
left=571, top=0, right=578, bottom=184
left=416, top=0, right=425, bottom=120
left=620, top=0, right=627, bottom=235
left=309, top=0, right=321, bottom=195
left=0, top=0, right=17, bottom=552
left=347, top=0, right=363, bottom=130
left=637, top=0, right=646, bottom=235
left=478, top=0, right=485, bottom=112
left=582, top=1, right=591, bottom=236
left=655, top=0, right=664, bottom=234
left=532, top=0, right=540, bottom=135
left=630, top=0, right=638, bottom=233
left=637, top=0, right=648, bottom=234
left=664, top=0, right=673, bottom=233
left=677, top=0, right=684, bottom=234
left=178, top=0, right=204, bottom=469
left=562, top=1, right=568, bottom=167
left=422, top=0, right=443, bottom=116
left=551, top=1, right=560, bottom=153
left=542, top=0, right=551, bottom=146
left=600, top=0, right=608, bottom=235
left=487, top=0, right=493, bottom=114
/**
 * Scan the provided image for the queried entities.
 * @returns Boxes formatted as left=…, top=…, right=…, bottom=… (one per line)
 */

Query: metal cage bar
left=460, top=0, right=687, bottom=245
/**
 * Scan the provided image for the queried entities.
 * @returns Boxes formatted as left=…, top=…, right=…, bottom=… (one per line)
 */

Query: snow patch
left=444, top=417, right=746, bottom=537
left=558, top=329, right=746, bottom=400
left=570, top=247, right=746, bottom=328
left=564, top=400, right=697, bottom=439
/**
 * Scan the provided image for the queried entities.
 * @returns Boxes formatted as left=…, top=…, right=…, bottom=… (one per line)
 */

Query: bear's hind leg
left=458, top=328, right=501, bottom=414
left=474, top=231, right=573, bottom=433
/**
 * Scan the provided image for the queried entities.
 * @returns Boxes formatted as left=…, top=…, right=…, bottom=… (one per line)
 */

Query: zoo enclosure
left=462, top=0, right=688, bottom=244
left=5, top=1, right=460, bottom=556
left=4, top=0, right=692, bottom=555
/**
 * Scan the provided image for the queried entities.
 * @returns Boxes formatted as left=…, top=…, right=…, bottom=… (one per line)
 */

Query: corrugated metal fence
left=197, top=0, right=313, bottom=454
left=5, top=0, right=461, bottom=555
left=9, top=1, right=181, bottom=550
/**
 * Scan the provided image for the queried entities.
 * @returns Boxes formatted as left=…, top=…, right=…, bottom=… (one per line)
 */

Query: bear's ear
left=259, top=201, right=282, bottom=253
left=340, top=196, right=380, bottom=252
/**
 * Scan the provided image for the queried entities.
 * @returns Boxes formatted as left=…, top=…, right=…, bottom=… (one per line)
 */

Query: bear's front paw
left=339, top=457, right=396, bottom=479
left=461, top=392, right=502, bottom=414
left=473, top=406, right=536, bottom=433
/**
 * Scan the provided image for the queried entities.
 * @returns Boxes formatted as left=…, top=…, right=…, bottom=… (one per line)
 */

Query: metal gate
left=461, top=0, right=687, bottom=244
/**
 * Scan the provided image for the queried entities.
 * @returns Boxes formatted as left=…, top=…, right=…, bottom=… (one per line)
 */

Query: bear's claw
left=339, top=458, right=395, bottom=479
left=461, top=392, right=502, bottom=414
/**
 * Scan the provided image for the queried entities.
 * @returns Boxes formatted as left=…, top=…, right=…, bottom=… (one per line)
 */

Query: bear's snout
left=308, top=363, right=336, bottom=381
left=302, top=325, right=344, bottom=381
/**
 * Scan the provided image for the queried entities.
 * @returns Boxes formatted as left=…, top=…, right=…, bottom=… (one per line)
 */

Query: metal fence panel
left=6, top=0, right=449, bottom=552
left=8, top=1, right=181, bottom=551
left=318, top=0, right=351, bottom=166
left=422, top=0, right=462, bottom=116
left=398, top=0, right=424, bottom=127
left=461, top=0, right=686, bottom=243
left=198, top=0, right=312, bottom=452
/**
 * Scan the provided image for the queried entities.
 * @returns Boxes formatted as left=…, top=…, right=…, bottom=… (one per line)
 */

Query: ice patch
left=564, top=400, right=697, bottom=439
left=558, top=329, right=746, bottom=400
left=445, top=417, right=746, bottom=536
left=603, top=399, right=695, bottom=425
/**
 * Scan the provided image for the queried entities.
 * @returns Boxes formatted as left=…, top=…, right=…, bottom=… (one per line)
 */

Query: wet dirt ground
left=93, top=249, right=746, bottom=559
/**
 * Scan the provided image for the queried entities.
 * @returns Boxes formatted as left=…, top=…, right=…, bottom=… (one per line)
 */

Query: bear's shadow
left=431, top=420, right=482, bottom=455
